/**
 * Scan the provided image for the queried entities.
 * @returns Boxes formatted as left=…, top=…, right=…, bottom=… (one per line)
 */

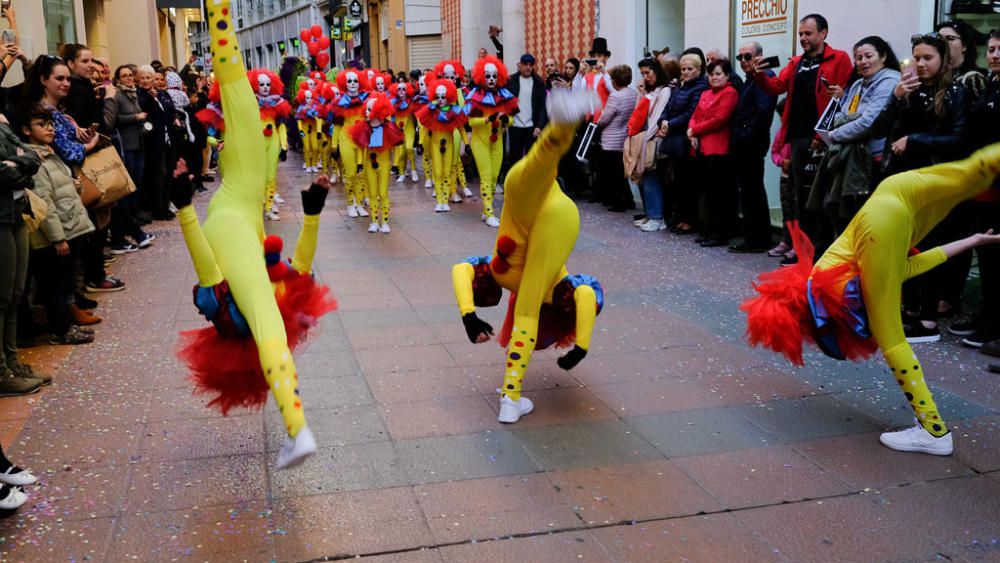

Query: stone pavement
left=0, top=154, right=998, bottom=563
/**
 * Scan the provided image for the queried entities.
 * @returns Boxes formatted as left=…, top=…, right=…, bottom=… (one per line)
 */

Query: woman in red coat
left=687, top=59, right=739, bottom=247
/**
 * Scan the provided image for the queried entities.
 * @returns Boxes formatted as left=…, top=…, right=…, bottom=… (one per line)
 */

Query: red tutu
left=414, top=105, right=468, bottom=133
left=348, top=120, right=404, bottom=152
left=175, top=275, right=337, bottom=415
left=497, top=293, right=576, bottom=352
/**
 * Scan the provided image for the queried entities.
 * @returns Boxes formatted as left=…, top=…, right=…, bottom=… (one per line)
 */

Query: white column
left=460, top=0, right=501, bottom=66
left=500, top=0, right=524, bottom=75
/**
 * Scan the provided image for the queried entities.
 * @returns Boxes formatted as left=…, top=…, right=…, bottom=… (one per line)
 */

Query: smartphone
left=0, top=0, right=8, bottom=16
left=585, top=58, right=598, bottom=67
left=900, top=58, right=915, bottom=79
left=87, top=123, right=99, bottom=134
left=761, top=55, right=781, bottom=69
left=818, top=75, right=830, bottom=87
left=0, top=29, right=13, bottom=44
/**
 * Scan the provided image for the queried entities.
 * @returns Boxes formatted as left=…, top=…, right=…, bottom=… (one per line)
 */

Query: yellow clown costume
left=466, top=56, right=518, bottom=227
left=743, top=143, right=1000, bottom=455
left=415, top=78, right=468, bottom=213
left=174, top=0, right=337, bottom=470
left=451, top=88, right=604, bottom=423
left=389, top=82, right=418, bottom=183
left=247, top=69, right=291, bottom=221
left=330, top=69, right=372, bottom=218
left=295, top=84, right=323, bottom=173
left=349, top=93, right=404, bottom=233
left=413, top=75, right=434, bottom=189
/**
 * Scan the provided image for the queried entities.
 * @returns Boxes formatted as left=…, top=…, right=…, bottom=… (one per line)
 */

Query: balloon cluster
left=299, top=25, right=331, bottom=69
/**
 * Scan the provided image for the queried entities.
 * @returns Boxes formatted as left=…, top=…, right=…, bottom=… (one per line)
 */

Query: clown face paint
left=307, top=78, right=316, bottom=90
left=484, top=63, right=498, bottom=89
left=258, top=74, right=272, bottom=96
left=434, top=84, right=448, bottom=105
left=418, top=75, right=427, bottom=95
left=304, top=90, right=313, bottom=103
left=346, top=71, right=360, bottom=96
left=375, top=76, right=386, bottom=92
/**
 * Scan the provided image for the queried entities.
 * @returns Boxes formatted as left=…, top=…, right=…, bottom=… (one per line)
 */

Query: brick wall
left=442, top=0, right=461, bottom=60
left=525, top=0, right=595, bottom=68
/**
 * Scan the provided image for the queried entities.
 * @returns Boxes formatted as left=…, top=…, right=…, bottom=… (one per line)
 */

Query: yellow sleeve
left=316, top=117, right=325, bottom=141
left=452, top=262, right=477, bottom=316
left=903, top=247, right=948, bottom=281
left=290, top=213, right=321, bottom=275
left=278, top=122, right=288, bottom=151
left=177, top=205, right=225, bottom=287
left=573, top=284, right=597, bottom=351
left=469, top=116, right=488, bottom=127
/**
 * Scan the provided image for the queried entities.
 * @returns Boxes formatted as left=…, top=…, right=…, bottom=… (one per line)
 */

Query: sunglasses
left=737, top=53, right=754, bottom=62
left=911, top=32, right=944, bottom=45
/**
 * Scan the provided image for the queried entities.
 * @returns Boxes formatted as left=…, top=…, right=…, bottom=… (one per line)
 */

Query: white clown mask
left=434, top=84, right=448, bottom=106
left=484, top=63, right=498, bottom=89
left=365, top=97, right=377, bottom=120
left=375, top=76, right=386, bottom=92
left=306, top=78, right=316, bottom=90
left=418, top=76, right=427, bottom=95
left=258, top=74, right=272, bottom=96
left=443, top=64, right=456, bottom=79
left=304, top=90, right=313, bottom=103
left=346, top=71, right=360, bottom=96
left=396, top=85, right=407, bottom=99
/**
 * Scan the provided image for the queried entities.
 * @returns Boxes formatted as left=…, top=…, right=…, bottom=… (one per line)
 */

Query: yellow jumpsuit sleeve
left=573, top=284, right=597, bottom=351
left=291, top=214, right=321, bottom=275
left=177, top=206, right=225, bottom=287
left=278, top=122, right=288, bottom=151
left=451, top=262, right=477, bottom=316
left=903, top=247, right=947, bottom=281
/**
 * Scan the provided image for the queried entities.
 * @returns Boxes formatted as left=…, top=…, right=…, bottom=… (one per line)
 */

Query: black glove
left=356, top=163, right=364, bottom=174
left=464, top=124, right=472, bottom=133
left=499, top=115, right=510, bottom=127
left=279, top=149, right=287, bottom=162
left=332, top=149, right=340, bottom=161
left=557, top=345, right=587, bottom=371
left=300, top=182, right=328, bottom=215
left=170, top=174, right=195, bottom=210
left=415, top=143, right=423, bottom=156
left=462, top=312, right=494, bottom=344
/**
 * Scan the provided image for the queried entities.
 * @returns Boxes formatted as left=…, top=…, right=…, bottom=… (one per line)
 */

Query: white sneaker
left=0, top=466, right=37, bottom=487
left=363, top=197, right=370, bottom=206
left=0, top=485, right=27, bottom=510
left=425, top=179, right=433, bottom=189
left=302, top=162, right=308, bottom=170
left=330, top=174, right=339, bottom=183
left=441, top=203, right=451, bottom=212
left=411, top=170, right=419, bottom=182
left=462, top=187, right=474, bottom=198
left=276, top=426, right=317, bottom=470
left=498, top=396, right=534, bottom=423
left=481, top=213, right=488, bottom=221
left=633, top=217, right=649, bottom=227
left=347, top=205, right=359, bottom=218
left=450, top=193, right=463, bottom=203
left=380, top=222, right=391, bottom=234
left=485, top=216, right=500, bottom=228
left=434, top=203, right=444, bottom=212
left=357, top=206, right=370, bottom=217
left=879, top=424, right=953, bottom=455
left=396, top=174, right=405, bottom=184
left=273, top=194, right=285, bottom=204
left=495, top=183, right=504, bottom=194
left=264, top=210, right=280, bottom=221
left=640, top=219, right=667, bottom=232
left=367, top=222, right=379, bottom=233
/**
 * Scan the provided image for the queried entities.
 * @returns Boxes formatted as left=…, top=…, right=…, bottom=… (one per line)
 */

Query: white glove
left=545, top=88, right=602, bottom=125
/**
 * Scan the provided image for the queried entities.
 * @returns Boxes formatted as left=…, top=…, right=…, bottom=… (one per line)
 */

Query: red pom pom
left=264, top=235, right=283, bottom=255
left=496, top=235, right=516, bottom=257
left=491, top=255, right=510, bottom=275
left=263, top=127, right=273, bottom=137
left=490, top=134, right=498, bottom=143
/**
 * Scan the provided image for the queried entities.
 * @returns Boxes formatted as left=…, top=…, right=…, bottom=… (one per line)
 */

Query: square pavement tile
left=513, top=420, right=662, bottom=471
left=735, top=395, right=884, bottom=444
left=108, top=502, right=276, bottom=562
left=791, top=431, right=973, bottom=490
left=588, top=379, right=722, bottom=417
left=347, top=324, right=443, bottom=350
left=21, top=391, right=148, bottom=431
left=367, top=366, right=479, bottom=404
left=952, top=416, right=1000, bottom=473
left=126, top=453, right=268, bottom=512
left=437, top=529, right=611, bottom=563
left=269, top=441, right=408, bottom=497
left=688, top=363, right=821, bottom=406
left=626, top=407, right=774, bottom=458
left=737, top=494, right=944, bottom=563
left=142, top=415, right=264, bottom=462
left=672, top=445, right=853, bottom=510
left=295, top=348, right=363, bottom=379
left=379, top=395, right=499, bottom=440
left=27, top=462, right=131, bottom=520
left=265, top=405, right=388, bottom=451
left=397, top=431, right=539, bottom=484
left=271, top=487, right=433, bottom=561
left=0, top=516, right=115, bottom=563
left=414, top=473, right=580, bottom=544
left=145, top=384, right=226, bottom=422
left=481, top=386, right=618, bottom=429
left=569, top=351, right=683, bottom=387
left=357, top=344, right=459, bottom=375
left=593, top=514, right=781, bottom=562
left=875, top=476, right=1000, bottom=560
left=547, top=459, right=722, bottom=525
left=9, top=422, right=143, bottom=470
left=293, top=374, right=375, bottom=409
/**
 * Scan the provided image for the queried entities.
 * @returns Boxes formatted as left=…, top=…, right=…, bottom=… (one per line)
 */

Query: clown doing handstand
left=452, top=88, right=605, bottom=423
left=466, top=55, right=518, bottom=228
left=173, top=0, right=337, bottom=469
left=743, top=143, right=1000, bottom=455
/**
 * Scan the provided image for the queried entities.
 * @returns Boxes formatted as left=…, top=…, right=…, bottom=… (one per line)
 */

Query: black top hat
left=589, top=37, right=611, bottom=57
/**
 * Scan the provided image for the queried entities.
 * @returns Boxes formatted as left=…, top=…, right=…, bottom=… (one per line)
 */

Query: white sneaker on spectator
left=0, top=466, right=37, bottom=486
left=634, top=217, right=649, bottom=227
left=640, top=219, right=667, bottom=232
left=136, top=233, right=155, bottom=248
left=110, top=243, right=138, bottom=255
left=879, top=423, right=953, bottom=455
left=498, top=396, right=534, bottom=423
left=380, top=222, right=391, bottom=234
left=768, top=241, right=791, bottom=257
left=462, top=187, right=474, bottom=198
left=485, top=216, right=500, bottom=228
left=273, top=194, right=285, bottom=204
left=0, top=485, right=27, bottom=510
left=411, top=170, right=419, bottom=182
left=264, top=210, right=280, bottom=221
left=347, top=205, right=358, bottom=218
left=424, top=179, right=433, bottom=189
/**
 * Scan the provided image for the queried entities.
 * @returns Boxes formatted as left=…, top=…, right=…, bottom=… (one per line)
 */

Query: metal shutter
left=408, top=35, right=442, bottom=70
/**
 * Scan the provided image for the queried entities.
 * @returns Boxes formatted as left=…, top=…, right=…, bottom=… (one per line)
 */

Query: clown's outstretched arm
left=173, top=166, right=224, bottom=287
left=557, top=284, right=596, bottom=371
left=291, top=177, right=332, bottom=275
left=452, top=261, right=495, bottom=343
left=905, top=230, right=1000, bottom=281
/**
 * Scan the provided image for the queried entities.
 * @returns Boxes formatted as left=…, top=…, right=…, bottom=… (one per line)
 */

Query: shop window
left=42, top=0, right=77, bottom=55
left=940, top=0, right=1000, bottom=68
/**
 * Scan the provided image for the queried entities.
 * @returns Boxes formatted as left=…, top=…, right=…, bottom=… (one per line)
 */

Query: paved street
left=0, top=154, right=998, bottom=562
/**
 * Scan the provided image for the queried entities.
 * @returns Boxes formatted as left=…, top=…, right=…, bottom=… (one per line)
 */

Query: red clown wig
left=472, top=55, right=508, bottom=87
left=434, top=60, right=466, bottom=82
left=427, top=78, right=459, bottom=105
left=389, top=81, right=413, bottom=99
left=247, top=68, right=285, bottom=96
left=336, top=68, right=371, bottom=93
left=365, top=92, right=395, bottom=121
left=295, top=87, right=316, bottom=105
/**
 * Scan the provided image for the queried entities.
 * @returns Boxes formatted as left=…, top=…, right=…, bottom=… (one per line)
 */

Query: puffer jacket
left=657, top=76, right=708, bottom=157
left=26, top=144, right=95, bottom=249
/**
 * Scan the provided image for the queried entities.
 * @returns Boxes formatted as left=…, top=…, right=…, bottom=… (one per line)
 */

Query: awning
left=156, top=0, right=201, bottom=8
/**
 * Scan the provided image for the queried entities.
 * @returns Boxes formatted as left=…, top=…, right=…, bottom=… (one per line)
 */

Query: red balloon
left=299, top=28, right=311, bottom=42
left=318, top=36, right=331, bottom=50
left=307, top=41, right=320, bottom=56
left=316, top=51, right=330, bottom=69
left=311, top=25, right=323, bottom=39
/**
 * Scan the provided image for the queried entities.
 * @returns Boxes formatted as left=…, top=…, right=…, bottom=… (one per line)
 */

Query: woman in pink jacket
left=687, top=59, right=739, bottom=247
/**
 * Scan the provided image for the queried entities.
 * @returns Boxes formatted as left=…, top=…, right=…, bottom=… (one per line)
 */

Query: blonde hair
left=679, top=53, right=702, bottom=69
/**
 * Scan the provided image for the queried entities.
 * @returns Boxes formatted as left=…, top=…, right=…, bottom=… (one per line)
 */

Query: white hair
left=137, top=64, right=155, bottom=74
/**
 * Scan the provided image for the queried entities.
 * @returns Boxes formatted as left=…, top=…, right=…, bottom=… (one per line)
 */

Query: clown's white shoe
left=357, top=206, right=370, bottom=217
left=367, top=222, right=379, bottom=233
left=498, top=396, right=534, bottom=424
left=485, top=216, right=500, bottom=228
left=276, top=426, right=316, bottom=470
left=347, top=205, right=359, bottom=218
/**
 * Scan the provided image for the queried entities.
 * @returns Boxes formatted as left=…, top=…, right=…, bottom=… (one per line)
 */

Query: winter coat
left=657, top=76, right=708, bottom=157
left=505, top=73, right=548, bottom=130
left=26, top=144, right=95, bottom=249
left=828, top=68, right=900, bottom=157
left=968, top=76, right=1000, bottom=202
left=871, top=81, right=969, bottom=175
left=688, top=84, right=739, bottom=157
left=110, top=88, right=146, bottom=152
left=598, top=87, right=638, bottom=151
left=0, top=123, right=41, bottom=225
left=807, top=141, right=873, bottom=219
left=731, top=69, right=777, bottom=157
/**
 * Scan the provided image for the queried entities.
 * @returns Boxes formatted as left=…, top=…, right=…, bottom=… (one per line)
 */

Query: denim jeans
left=641, top=169, right=664, bottom=220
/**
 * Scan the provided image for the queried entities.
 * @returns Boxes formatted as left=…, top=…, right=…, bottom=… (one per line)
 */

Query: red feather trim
left=196, top=106, right=225, bottom=133
left=348, top=121, right=405, bottom=152
left=259, top=99, right=292, bottom=122
left=175, top=276, right=338, bottom=415
left=414, top=105, right=468, bottom=133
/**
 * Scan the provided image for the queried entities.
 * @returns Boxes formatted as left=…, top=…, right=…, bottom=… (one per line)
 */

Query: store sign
left=349, top=0, right=362, bottom=18
left=734, top=0, right=796, bottom=61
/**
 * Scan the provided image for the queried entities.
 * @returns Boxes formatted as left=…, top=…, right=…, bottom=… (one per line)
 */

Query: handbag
left=21, top=189, right=49, bottom=234
left=79, top=136, right=136, bottom=208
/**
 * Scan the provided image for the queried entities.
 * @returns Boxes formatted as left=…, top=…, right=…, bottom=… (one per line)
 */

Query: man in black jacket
left=501, top=54, right=547, bottom=183
left=729, top=42, right=777, bottom=253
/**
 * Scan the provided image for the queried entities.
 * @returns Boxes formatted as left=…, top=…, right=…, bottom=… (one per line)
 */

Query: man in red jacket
left=748, top=13, right=853, bottom=265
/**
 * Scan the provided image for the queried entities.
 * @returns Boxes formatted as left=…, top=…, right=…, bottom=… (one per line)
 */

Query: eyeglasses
left=737, top=53, right=754, bottom=62
left=29, top=120, right=54, bottom=129
left=942, top=34, right=961, bottom=42
left=911, top=32, right=944, bottom=45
